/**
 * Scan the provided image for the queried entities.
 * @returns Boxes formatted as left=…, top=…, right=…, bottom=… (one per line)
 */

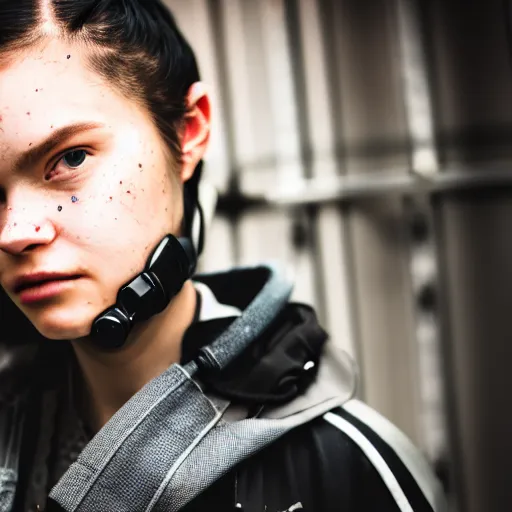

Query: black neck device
left=90, top=235, right=196, bottom=350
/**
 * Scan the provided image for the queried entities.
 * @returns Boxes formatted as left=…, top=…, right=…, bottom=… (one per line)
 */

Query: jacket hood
left=5, top=263, right=357, bottom=512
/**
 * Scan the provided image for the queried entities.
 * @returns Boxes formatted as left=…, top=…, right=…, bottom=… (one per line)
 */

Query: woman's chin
left=28, top=303, right=99, bottom=341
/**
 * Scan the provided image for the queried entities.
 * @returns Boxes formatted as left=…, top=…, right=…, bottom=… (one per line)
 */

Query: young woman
left=0, top=1, right=446, bottom=511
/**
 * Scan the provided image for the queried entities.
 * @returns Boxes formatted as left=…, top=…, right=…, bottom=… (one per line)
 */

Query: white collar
left=193, top=281, right=242, bottom=322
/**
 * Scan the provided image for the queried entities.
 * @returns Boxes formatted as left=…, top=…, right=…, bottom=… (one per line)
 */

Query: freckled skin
left=0, top=39, right=183, bottom=340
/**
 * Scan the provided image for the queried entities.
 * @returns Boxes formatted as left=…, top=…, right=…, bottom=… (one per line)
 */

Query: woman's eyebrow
left=14, top=122, right=106, bottom=172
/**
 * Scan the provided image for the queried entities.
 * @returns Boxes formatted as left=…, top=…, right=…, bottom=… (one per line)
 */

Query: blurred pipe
left=396, top=0, right=448, bottom=484
left=434, top=191, right=512, bottom=512
left=215, top=165, right=512, bottom=212
left=427, top=0, right=512, bottom=508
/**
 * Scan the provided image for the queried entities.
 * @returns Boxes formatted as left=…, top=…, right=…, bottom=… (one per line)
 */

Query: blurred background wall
left=168, top=1, right=512, bottom=511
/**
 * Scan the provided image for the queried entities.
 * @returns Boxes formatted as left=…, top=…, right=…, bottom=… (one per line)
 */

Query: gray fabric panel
left=73, top=364, right=190, bottom=469
left=50, top=363, right=200, bottom=510
left=0, top=469, right=16, bottom=512
left=203, top=263, right=293, bottom=370
left=76, top=379, right=219, bottom=512
left=155, top=397, right=344, bottom=512
left=50, top=465, right=91, bottom=512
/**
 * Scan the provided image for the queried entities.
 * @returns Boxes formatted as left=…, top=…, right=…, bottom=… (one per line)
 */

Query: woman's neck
left=70, top=280, right=197, bottom=433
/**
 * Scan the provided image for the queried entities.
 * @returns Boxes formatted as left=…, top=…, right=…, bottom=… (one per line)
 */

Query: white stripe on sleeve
left=343, top=399, right=446, bottom=512
left=323, top=411, right=414, bottom=512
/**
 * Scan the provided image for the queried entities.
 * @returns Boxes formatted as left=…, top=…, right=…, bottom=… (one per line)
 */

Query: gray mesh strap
left=201, top=263, right=293, bottom=370
left=49, top=364, right=222, bottom=512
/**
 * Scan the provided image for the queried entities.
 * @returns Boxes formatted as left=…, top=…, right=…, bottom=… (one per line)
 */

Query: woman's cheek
left=55, top=192, right=121, bottom=245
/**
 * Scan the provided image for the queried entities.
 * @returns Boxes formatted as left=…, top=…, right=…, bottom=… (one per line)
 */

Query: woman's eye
left=45, top=149, right=89, bottom=181
left=61, top=149, right=87, bottom=168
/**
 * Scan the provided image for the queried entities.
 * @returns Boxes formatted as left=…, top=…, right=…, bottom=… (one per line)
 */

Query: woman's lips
left=17, top=276, right=82, bottom=305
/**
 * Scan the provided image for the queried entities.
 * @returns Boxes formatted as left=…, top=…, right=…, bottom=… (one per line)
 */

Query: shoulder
left=236, top=399, right=447, bottom=512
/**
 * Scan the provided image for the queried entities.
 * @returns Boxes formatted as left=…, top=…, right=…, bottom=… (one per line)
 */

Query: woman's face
left=0, top=40, right=185, bottom=340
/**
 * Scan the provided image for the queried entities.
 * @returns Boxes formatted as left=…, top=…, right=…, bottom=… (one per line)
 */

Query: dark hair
left=0, top=0, right=203, bottom=347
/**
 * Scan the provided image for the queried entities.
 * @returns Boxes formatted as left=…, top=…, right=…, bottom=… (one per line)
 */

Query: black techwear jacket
left=1, top=265, right=446, bottom=512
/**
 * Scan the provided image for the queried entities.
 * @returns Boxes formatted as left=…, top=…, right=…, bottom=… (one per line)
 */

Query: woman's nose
left=0, top=205, right=56, bottom=256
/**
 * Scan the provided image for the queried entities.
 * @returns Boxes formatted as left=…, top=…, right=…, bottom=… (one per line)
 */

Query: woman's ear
left=180, top=82, right=211, bottom=183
